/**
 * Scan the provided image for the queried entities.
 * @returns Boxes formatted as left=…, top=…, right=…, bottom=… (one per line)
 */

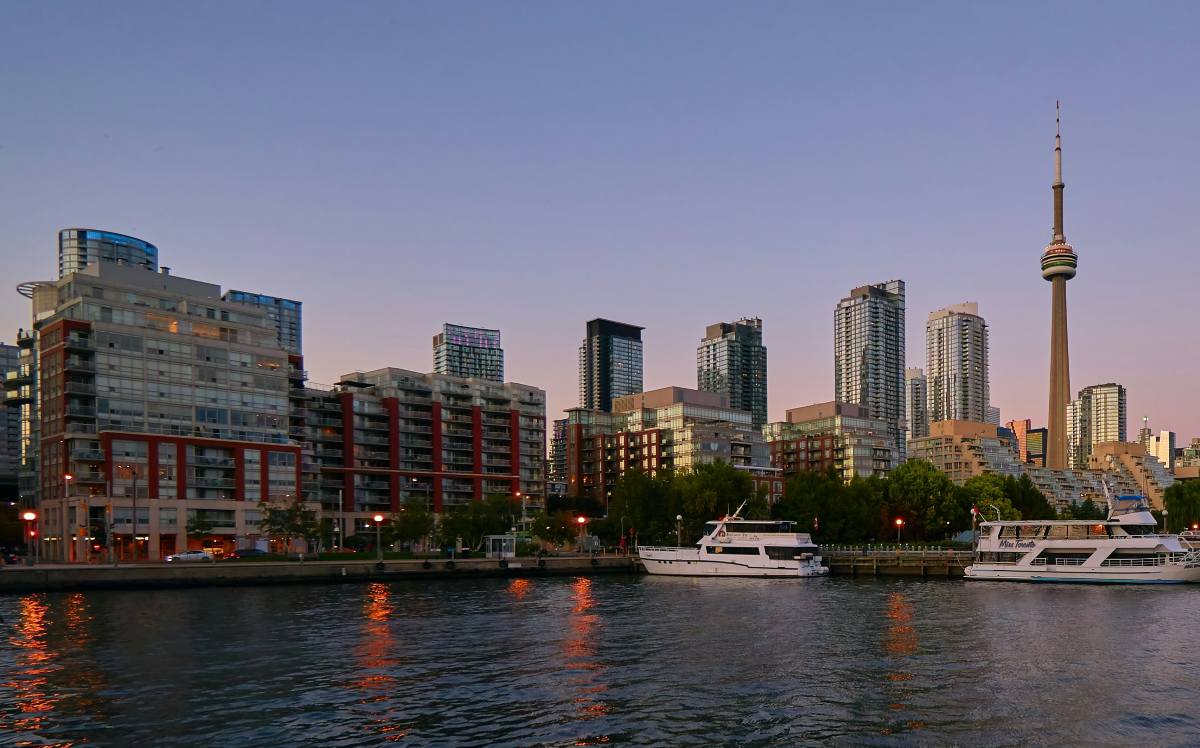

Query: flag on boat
left=813, top=515, right=819, bottom=531
left=970, top=505, right=980, bottom=518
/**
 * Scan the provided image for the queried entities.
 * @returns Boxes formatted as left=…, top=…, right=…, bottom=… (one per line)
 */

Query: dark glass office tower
left=697, top=318, right=767, bottom=427
left=579, top=319, right=643, bottom=412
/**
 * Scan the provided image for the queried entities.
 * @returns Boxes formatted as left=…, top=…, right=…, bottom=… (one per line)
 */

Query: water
left=1, top=575, right=1198, bottom=747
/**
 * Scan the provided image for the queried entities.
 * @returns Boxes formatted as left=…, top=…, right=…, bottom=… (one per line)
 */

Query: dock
left=822, top=549, right=971, bottom=577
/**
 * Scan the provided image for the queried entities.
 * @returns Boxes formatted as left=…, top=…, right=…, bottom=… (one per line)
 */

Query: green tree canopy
left=961, top=474, right=1021, bottom=521
left=438, top=494, right=517, bottom=550
left=1164, top=481, right=1200, bottom=532
left=258, top=496, right=320, bottom=552
left=393, top=497, right=436, bottom=549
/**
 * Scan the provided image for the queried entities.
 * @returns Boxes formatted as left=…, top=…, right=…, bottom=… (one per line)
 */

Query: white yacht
left=965, top=494, right=1200, bottom=584
left=638, top=504, right=828, bottom=578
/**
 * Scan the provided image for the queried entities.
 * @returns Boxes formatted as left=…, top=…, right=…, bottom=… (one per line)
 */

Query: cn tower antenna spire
left=1052, top=101, right=1065, bottom=242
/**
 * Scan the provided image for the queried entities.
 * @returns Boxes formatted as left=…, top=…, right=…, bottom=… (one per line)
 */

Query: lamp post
left=1163, top=508, right=1169, bottom=534
left=373, top=514, right=384, bottom=562
left=117, top=463, right=139, bottom=562
left=895, top=517, right=904, bottom=544
left=676, top=514, right=683, bottom=546
left=21, top=511, right=37, bottom=565
left=64, top=473, right=73, bottom=563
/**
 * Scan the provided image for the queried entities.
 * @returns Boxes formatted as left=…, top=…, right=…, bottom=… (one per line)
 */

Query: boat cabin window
left=1087, top=524, right=1111, bottom=539
left=1066, top=526, right=1091, bottom=539
left=764, top=546, right=817, bottom=560
left=1115, top=525, right=1155, bottom=536
left=1000, top=525, right=1045, bottom=539
left=703, top=523, right=719, bottom=536
left=725, top=522, right=795, bottom=535
left=1046, top=525, right=1069, bottom=539
left=975, top=551, right=1026, bottom=564
left=704, top=546, right=761, bottom=555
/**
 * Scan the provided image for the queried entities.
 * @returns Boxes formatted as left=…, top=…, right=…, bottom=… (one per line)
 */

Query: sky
left=2, top=1, right=1198, bottom=439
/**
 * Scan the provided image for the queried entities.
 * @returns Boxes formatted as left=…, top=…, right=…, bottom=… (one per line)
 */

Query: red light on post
left=372, top=514, right=384, bottom=523
left=576, top=517, right=587, bottom=525
left=894, top=518, right=904, bottom=527
left=21, top=511, right=37, bottom=522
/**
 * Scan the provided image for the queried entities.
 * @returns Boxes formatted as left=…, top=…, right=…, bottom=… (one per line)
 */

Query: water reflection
left=347, top=582, right=408, bottom=740
left=881, top=591, right=924, bottom=734
left=507, top=577, right=532, bottom=601
left=564, top=577, right=610, bottom=732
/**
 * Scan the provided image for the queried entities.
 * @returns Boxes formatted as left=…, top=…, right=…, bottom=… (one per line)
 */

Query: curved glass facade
left=59, top=228, right=158, bottom=278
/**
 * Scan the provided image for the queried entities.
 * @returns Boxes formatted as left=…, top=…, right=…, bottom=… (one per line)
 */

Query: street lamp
left=895, top=517, right=904, bottom=543
left=1163, top=508, right=1169, bottom=534
left=373, top=514, right=385, bottom=561
left=676, top=514, right=683, bottom=546
left=22, top=511, right=37, bottom=565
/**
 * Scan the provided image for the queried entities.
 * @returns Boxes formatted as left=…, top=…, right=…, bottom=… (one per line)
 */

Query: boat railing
left=637, top=546, right=689, bottom=553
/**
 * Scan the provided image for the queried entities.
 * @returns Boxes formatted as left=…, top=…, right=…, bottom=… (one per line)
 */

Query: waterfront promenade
left=0, top=549, right=971, bottom=593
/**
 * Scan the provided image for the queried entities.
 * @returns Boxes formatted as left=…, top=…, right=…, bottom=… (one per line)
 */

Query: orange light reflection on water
left=881, top=591, right=922, bottom=735
left=507, top=577, right=532, bottom=600
left=563, top=577, right=610, bottom=731
left=349, top=583, right=410, bottom=742
left=3, top=595, right=55, bottom=734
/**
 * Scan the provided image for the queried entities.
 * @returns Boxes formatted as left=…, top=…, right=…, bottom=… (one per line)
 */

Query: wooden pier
left=822, top=549, right=971, bottom=577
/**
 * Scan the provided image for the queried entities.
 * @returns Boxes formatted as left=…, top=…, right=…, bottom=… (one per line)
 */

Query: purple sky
left=2, top=2, right=1198, bottom=440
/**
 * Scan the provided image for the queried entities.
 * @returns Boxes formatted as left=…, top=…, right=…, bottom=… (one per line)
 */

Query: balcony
left=73, top=471, right=106, bottom=484
left=65, top=381, right=97, bottom=396
left=193, top=456, right=236, bottom=467
left=314, top=448, right=343, bottom=458
left=65, top=358, right=95, bottom=372
left=71, top=448, right=106, bottom=461
left=64, top=336, right=92, bottom=352
left=190, top=477, right=237, bottom=489
left=356, top=434, right=389, bottom=446
left=66, top=405, right=97, bottom=419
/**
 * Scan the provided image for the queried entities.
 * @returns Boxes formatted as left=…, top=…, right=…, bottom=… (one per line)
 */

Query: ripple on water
left=2, top=576, right=1200, bottom=746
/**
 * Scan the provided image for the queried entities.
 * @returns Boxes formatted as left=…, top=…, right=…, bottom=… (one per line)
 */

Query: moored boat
left=965, top=493, right=1200, bottom=584
left=638, top=503, right=828, bottom=578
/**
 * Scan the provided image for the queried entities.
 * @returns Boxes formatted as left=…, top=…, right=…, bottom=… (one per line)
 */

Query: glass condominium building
left=834, top=280, right=906, bottom=461
left=224, top=291, right=303, bottom=356
left=579, top=319, right=643, bottom=412
left=432, top=323, right=504, bottom=382
left=59, top=228, right=158, bottom=278
left=925, top=302, right=989, bottom=424
left=697, top=317, right=767, bottom=427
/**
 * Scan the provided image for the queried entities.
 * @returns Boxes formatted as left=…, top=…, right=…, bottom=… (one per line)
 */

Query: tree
left=1060, top=498, right=1105, bottom=521
left=530, top=510, right=578, bottom=546
left=887, top=460, right=966, bottom=538
left=1164, top=481, right=1200, bottom=532
left=259, top=496, right=320, bottom=553
left=607, top=468, right=677, bottom=545
left=393, top=497, right=436, bottom=550
left=1004, top=474, right=1055, bottom=520
left=961, top=474, right=1021, bottom=521
left=675, top=461, right=757, bottom=540
left=186, top=513, right=215, bottom=539
left=438, top=495, right=516, bottom=550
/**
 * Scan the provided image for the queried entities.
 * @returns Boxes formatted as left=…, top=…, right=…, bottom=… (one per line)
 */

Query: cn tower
left=1042, top=102, right=1077, bottom=470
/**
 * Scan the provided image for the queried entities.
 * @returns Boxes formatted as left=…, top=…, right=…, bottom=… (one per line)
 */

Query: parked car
left=165, top=550, right=214, bottom=563
left=225, top=548, right=270, bottom=559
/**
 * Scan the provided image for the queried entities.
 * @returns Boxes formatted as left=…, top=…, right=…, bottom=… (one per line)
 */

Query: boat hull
left=639, top=551, right=828, bottom=578
left=965, top=564, right=1200, bottom=584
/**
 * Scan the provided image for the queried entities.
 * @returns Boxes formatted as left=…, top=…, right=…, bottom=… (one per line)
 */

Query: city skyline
left=2, top=3, right=1199, bottom=440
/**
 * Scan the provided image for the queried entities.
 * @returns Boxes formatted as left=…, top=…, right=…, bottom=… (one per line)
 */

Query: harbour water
left=2, top=575, right=1198, bottom=746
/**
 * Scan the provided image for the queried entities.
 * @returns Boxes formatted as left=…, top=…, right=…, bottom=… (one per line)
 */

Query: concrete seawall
left=0, top=556, right=643, bottom=594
